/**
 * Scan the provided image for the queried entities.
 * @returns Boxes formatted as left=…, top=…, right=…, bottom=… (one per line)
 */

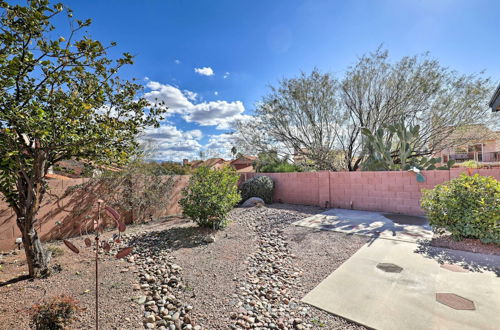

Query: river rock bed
left=119, top=204, right=368, bottom=329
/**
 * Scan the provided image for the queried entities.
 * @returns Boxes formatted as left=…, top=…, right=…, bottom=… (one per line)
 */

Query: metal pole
left=95, top=235, right=99, bottom=330
left=95, top=202, right=101, bottom=330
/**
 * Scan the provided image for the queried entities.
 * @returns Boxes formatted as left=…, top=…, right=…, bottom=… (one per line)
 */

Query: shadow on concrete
left=383, top=213, right=428, bottom=226
left=414, top=240, right=500, bottom=277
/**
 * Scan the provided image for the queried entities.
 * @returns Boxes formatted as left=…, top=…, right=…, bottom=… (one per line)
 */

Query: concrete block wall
left=2, top=168, right=499, bottom=251
left=245, top=168, right=500, bottom=215
left=0, top=176, right=189, bottom=251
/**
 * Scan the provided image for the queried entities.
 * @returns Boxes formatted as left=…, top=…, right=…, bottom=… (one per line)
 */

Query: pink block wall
left=2, top=169, right=499, bottom=251
left=246, top=168, right=500, bottom=215
left=0, top=176, right=189, bottom=251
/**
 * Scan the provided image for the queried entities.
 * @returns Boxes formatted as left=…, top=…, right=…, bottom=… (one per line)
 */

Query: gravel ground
left=0, top=236, right=143, bottom=330
left=0, top=204, right=368, bottom=329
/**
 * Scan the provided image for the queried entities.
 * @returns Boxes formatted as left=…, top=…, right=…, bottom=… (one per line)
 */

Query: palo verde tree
left=0, top=0, right=165, bottom=277
left=236, top=48, right=494, bottom=171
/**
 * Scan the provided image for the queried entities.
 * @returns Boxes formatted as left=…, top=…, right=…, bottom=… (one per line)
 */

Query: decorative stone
left=376, top=263, right=403, bottom=273
left=436, top=293, right=475, bottom=310
left=440, top=263, right=469, bottom=273
left=204, top=235, right=216, bottom=243
left=136, top=296, right=147, bottom=304
left=241, top=197, right=265, bottom=207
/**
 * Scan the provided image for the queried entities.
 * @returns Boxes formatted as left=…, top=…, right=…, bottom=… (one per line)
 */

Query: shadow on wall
left=40, top=176, right=189, bottom=243
left=40, top=181, right=112, bottom=242
left=0, top=175, right=190, bottom=251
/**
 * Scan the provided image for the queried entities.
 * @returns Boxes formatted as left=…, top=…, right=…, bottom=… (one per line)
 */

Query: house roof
left=235, top=165, right=255, bottom=173
left=186, top=158, right=226, bottom=169
left=203, top=158, right=226, bottom=167
left=437, top=124, right=500, bottom=148
left=188, top=160, right=204, bottom=168
left=230, top=155, right=257, bottom=165
left=490, top=84, right=500, bottom=111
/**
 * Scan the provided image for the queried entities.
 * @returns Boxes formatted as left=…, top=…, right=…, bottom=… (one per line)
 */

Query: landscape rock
left=242, top=197, right=265, bottom=208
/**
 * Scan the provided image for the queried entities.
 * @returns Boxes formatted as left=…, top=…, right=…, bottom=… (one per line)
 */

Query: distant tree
left=81, top=153, right=176, bottom=225
left=0, top=0, right=165, bottom=277
left=236, top=69, right=341, bottom=170
left=236, top=48, right=494, bottom=171
left=231, top=146, right=237, bottom=158
left=160, top=161, right=191, bottom=175
left=254, top=151, right=302, bottom=173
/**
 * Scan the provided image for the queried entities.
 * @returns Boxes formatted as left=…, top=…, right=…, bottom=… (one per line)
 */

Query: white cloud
left=183, top=89, right=198, bottom=101
left=174, top=59, right=181, bottom=64
left=144, top=81, right=192, bottom=115
left=144, top=81, right=246, bottom=130
left=139, top=80, right=251, bottom=161
left=194, top=67, right=214, bottom=76
left=223, top=72, right=230, bottom=79
left=140, top=125, right=203, bottom=161
left=214, top=91, right=219, bottom=96
left=183, top=101, right=247, bottom=130
left=204, top=133, right=236, bottom=159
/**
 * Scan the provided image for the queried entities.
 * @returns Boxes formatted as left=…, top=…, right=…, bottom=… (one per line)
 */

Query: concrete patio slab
left=293, top=208, right=433, bottom=243
left=302, top=239, right=500, bottom=330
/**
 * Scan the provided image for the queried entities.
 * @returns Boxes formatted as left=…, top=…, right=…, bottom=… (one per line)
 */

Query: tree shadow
left=264, top=203, right=324, bottom=216
left=128, top=225, right=214, bottom=255
left=414, top=240, right=500, bottom=277
left=0, top=274, right=31, bottom=287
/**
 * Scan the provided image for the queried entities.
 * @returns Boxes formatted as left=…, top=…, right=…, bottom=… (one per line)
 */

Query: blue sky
left=63, top=0, right=500, bottom=161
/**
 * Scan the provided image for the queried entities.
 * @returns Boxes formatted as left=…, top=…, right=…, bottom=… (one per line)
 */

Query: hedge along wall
left=241, top=168, right=500, bottom=215
left=0, top=176, right=190, bottom=251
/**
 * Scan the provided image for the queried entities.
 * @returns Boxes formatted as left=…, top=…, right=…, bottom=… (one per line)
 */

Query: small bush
left=30, top=295, right=80, bottom=330
left=46, top=245, right=65, bottom=258
left=259, top=162, right=302, bottom=173
left=458, top=160, right=483, bottom=169
left=179, top=166, right=241, bottom=229
left=240, top=176, right=275, bottom=204
left=421, top=174, right=500, bottom=244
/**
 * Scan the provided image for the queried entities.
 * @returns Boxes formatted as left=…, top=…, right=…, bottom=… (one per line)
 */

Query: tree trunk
left=15, top=150, right=52, bottom=278
left=18, top=214, right=51, bottom=278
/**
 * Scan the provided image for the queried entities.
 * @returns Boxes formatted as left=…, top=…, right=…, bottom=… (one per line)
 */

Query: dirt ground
left=0, top=204, right=368, bottom=330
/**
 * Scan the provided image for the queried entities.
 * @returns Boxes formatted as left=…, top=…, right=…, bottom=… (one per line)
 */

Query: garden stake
left=63, top=200, right=132, bottom=330
left=95, top=200, right=101, bottom=330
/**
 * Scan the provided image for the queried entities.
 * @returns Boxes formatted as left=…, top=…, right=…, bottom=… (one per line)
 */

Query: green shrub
left=458, top=160, right=482, bottom=169
left=259, top=162, right=302, bottom=173
left=240, top=176, right=275, bottom=204
left=30, top=295, right=80, bottom=330
left=46, top=245, right=65, bottom=258
left=421, top=174, right=500, bottom=244
left=254, top=150, right=302, bottom=173
left=179, top=166, right=241, bottom=229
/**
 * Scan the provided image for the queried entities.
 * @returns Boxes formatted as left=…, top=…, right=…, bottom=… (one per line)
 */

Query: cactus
left=361, top=120, right=454, bottom=171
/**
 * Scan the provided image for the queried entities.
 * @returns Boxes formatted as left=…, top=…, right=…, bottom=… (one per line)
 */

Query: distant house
left=434, top=125, right=500, bottom=164
left=182, top=155, right=256, bottom=172
left=203, top=158, right=228, bottom=169
left=183, top=158, right=227, bottom=170
left=230, top=155, right=257, bottom=172
left=490, top=84, right=500, bottom=112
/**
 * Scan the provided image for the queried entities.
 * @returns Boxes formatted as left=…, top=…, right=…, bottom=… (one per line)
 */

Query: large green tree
left=0, top=0, right=165, bottom=277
